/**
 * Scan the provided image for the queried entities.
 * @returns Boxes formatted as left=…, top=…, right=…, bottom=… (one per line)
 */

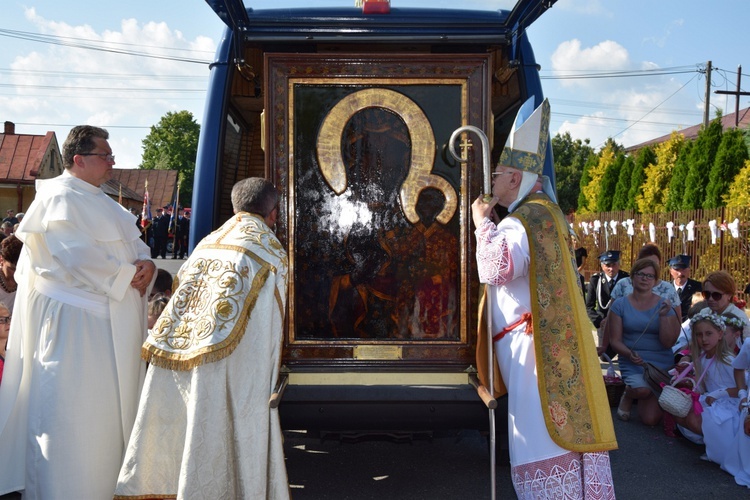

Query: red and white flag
left=141, top=181, right=151, bottom=228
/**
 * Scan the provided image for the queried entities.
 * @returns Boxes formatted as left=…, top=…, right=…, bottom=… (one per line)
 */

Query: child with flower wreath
left=722, top=313, right=746, bottom=355
left=722, top=328, right=750, bottom=487
left=671, top=311, right=740, bottom=465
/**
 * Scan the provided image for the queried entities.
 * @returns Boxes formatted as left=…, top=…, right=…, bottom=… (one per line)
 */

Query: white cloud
left=7, top=8, right=215, bottom=169
left=551, top=39, right=630, bottom=83
left=642, top=18, right=684, bottom=49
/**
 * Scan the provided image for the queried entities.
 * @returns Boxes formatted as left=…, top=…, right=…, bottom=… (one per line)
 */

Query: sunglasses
left=701, top=291, right=726, bottom=301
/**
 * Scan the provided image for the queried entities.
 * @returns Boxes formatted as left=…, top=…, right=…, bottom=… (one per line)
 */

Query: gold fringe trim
left=142, top=266, right=271, bottom=371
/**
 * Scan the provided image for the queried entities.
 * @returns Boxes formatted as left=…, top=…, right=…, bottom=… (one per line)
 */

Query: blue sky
left=1, top=0, right=749, bottom=169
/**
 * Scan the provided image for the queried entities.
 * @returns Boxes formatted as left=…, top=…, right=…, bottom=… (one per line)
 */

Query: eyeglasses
left=0, top=316, right=11, bottom=325
left=79, top=153, right=115, bottom=162
left=701, top=291, right=726, bottom=301
left=633, top=271, right=656, bottom=280
left=491, top=171, right=513, bottom=177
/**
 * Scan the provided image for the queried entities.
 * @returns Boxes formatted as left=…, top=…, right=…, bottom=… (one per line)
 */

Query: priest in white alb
left=0, top=125, right=155, bottom=499
left=115, top=177, right=290, bottom=500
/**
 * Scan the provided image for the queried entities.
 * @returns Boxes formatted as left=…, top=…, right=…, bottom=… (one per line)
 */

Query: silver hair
left=231, top=178, right=278, bottom=216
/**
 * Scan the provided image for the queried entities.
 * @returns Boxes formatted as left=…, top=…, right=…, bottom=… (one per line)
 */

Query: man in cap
left=152, top=207, right=170, bottom=259
left=472, top=97, right=616, bottom=498
left=668, top=254, right=701, bottom=322
left=586, top=250, right=629, bottom=330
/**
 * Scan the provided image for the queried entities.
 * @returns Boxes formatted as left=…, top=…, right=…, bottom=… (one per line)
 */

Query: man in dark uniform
left=586, top=251, right=629, bottom=358
left=153, top=207, right=170, bottom=259
left=172, top=208, right=190, bottom=259
left=668, top=254, right=701, bottom=322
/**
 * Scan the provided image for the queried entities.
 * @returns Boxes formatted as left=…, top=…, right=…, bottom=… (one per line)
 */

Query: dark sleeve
left=585, top=275, right=602, bottom=327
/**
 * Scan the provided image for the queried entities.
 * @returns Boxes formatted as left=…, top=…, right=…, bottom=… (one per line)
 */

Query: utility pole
left=715, top=65, right=750, bottom=127
left=703, top=60, right=712, bottom=128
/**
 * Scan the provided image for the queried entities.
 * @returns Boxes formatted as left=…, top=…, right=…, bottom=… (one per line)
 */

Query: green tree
left=626, top=146, right=655, bottom=211
left=611, top=154, right=634, bottom=210
left=596, top=152, right=623, bottom=212
left=704, top=128, right=749, bottom=208
left=552, top=132, right=594, bottom=214
left=682, top=115, right=724, bottom=209
left=140, top=110, right=200, bottom=207
left=636, top=132, right=683, bottom=213
left=577, top=154, right=595, bottom=213
left=724, top=159, right=750, bottom=207
left=580, top=140, right=621, bottom=214
left=665, top=140, right=693, bottom=211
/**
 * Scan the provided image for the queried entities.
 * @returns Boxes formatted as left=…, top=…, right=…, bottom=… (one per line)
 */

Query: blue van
left=194, top=0, right=557, bottom=434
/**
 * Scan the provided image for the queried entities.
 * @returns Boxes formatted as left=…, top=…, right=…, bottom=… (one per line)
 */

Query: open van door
left=193, top=0, right=557, bottom=431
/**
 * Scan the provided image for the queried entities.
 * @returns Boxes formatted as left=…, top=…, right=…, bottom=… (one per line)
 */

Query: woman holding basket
left=609, top=258, right=681, bottom=425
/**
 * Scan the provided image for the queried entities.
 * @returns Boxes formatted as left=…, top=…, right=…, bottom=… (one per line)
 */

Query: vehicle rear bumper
left=279, top=383, right=508, bottom=432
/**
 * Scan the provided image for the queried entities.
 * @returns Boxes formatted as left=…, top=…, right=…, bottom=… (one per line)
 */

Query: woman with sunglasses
left=699, top=271, right=750, bottom=340
left=609, top=258, right=681, bottom=425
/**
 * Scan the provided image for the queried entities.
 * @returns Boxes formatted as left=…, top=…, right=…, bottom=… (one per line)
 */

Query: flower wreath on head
left=722, top=315, right=745, bottom=331
left=690, top=311, right=726, bottom=330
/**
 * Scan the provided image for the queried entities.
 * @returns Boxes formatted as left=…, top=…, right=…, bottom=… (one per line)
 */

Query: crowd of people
left=1, top=105, right=748, bottom=499
left=584, top=243, right=750, bottom=487
left=139, top=205, right=191, bottom=260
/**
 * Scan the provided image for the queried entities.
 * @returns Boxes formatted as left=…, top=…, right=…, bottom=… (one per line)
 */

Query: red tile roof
left=0, top=130, right=59, bottom=182
left=110, top=168, right=179, bottom=210
left=625, top=106, right=750, bottom=153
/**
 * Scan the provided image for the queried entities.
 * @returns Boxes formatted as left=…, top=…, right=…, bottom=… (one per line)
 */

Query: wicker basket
left=658, top=382, right=694, bottom=418
left=658, top=363, right=696, bottom=418
left=602, top=353, right=625, bottom=408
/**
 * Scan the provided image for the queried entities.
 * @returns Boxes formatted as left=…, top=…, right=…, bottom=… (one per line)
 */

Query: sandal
left=617, top=390, right=632, bottom=421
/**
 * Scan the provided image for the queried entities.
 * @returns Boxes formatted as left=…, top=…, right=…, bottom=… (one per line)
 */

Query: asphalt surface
left=282, top=400, right=746, bottom=499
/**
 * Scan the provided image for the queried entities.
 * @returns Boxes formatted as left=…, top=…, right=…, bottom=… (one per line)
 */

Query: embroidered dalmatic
left=475, top=194, right=617, bottom=499
left=115, top=212, right=290, bottom=500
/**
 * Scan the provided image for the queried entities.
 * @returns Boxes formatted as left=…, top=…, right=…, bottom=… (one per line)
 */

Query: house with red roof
left=0, top=121, right=64, bottom=214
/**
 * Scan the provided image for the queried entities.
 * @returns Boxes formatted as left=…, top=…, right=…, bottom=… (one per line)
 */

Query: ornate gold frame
left=266, top=53, right=490, bottom=366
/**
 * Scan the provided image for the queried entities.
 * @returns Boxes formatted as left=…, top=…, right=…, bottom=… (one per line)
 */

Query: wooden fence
left=571, top=207, right=750, bottom=294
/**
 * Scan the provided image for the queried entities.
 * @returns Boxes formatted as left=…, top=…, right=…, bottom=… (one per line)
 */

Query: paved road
left=153, top=254, right=186, bottom=276
left=283, top=403, right=746, bottom=499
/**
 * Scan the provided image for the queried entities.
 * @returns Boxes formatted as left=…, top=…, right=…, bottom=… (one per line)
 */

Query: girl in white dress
left=672, top=312, right=739, bottom=465
left=722, top=335, right=750, bottom=486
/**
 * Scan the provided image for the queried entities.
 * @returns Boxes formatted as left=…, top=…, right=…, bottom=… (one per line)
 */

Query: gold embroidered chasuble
left=476, top=193, right=617, bottom=453
left=143, top=212, right=287, bottom=370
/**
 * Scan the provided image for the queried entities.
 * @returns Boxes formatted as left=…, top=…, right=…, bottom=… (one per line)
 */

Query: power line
left=540, top=65, right=700, bottom=80
left=0, top=67, right=208, bottom=82
left=596, top=73, right=701, bottom=148
left=0, top=27, right=212, bottom=65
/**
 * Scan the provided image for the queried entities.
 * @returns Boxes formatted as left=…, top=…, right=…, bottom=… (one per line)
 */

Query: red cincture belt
left=492, top=312, right=533, bottom=343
